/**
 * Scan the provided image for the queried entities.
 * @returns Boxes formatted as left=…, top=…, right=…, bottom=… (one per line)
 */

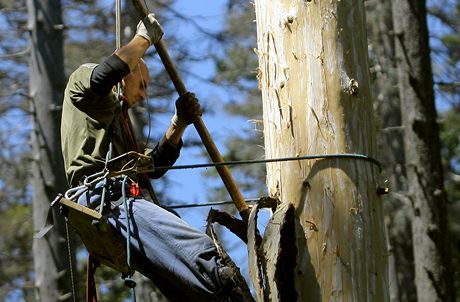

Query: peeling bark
left=248, top=201, right=316, bottom=302
left=275, top=204, right=297, bottom=302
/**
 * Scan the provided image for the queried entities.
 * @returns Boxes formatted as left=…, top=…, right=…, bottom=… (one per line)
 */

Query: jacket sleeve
left=146, top=135, right=183, bottom=179
left=90, top=54, right=130, bottom=96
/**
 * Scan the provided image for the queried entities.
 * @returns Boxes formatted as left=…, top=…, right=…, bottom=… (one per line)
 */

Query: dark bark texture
left=28, top=0, right=74, bottom=300
left=366, top=1, right=416, bottom=301
left=391, top=0, right=455, bottom=301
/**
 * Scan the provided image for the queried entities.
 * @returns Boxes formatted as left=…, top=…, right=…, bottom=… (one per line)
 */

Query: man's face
left=123, top=61, right=150, bottom=108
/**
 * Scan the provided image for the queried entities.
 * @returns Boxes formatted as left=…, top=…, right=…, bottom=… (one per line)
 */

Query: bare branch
left=0, top=44, right=30, bottom=59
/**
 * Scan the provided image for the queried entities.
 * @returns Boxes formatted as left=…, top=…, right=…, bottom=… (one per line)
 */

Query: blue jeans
left=77, top=178, right=224, bottom=301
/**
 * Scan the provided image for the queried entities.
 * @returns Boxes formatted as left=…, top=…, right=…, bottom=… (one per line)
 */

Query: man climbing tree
left=60, top=13, right=252, bottom=302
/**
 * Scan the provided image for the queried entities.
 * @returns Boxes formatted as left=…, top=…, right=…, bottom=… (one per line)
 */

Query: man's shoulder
left=73, top=63, right=98, bottom=77
left=65, top=63, right=101, bottom=106
left=67, top=63, right=98, bottom=90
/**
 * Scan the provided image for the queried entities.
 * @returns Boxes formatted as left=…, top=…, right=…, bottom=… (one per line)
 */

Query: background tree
left=1, top=0, right=39, bottom=299
left=391, top=0, right=456, bottom=301
left=27, top=0, right=74, bottom=300
left=366, top=1, right=415, bottom=300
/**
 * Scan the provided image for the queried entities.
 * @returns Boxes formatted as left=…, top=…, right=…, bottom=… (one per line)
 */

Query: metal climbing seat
left=56, top=195, right=133, bottom=276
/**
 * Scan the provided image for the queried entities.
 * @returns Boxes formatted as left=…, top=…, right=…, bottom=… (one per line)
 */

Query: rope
left=115, top=0, right=121, bottom=50
left=116, top=3, right=137, bottom=300
left=99, top=143, right=113, bottom=215
left=154, top=153, right=382, bottom=172
left=65, top=219, right=77, bottom=302
left=115, top=0, right=124, bottom=109
left=122, top=176, right=132, bottom=268
left=122, top=175, right=137, bottom=300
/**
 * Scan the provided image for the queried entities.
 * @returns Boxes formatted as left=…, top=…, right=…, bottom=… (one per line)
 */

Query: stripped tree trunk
left=28, top=0, right=73, bottom=300
left=391, top=1, right=455, bottom=301
left=254, top=1, right=389, bottom=301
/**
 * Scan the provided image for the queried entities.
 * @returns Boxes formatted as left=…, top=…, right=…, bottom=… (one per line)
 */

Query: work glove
left=171, top=92, right=203, bottom=127
left=136, top=13, right=164, bottom=45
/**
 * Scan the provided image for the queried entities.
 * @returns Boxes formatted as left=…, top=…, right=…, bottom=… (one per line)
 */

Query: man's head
left=123, top=59, right=150, bottom=108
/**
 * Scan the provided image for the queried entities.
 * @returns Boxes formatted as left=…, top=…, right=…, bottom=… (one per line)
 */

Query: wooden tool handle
left=130, top=0, right=249, bottom=221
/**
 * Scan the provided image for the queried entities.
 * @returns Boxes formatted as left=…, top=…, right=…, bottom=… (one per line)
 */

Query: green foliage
left=429, top=0, right=460, bottom=105
left=0, top=204, right=33, bottom=299
left=95, top=267, right=131, bottom=302
left=441, top=34, right=460, bottom=64
left=205, top=0, right=266, bottom=203
left=215, top=44, right=257, bottom=85
left=441, top=109, right=460, bottom=176
left=429, top=0, right=460, bottom=297
left=440, top=108, right=460, bottom=297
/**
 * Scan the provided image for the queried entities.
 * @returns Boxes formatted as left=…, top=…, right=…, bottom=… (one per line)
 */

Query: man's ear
left=113, top=80, right=125, bottom=99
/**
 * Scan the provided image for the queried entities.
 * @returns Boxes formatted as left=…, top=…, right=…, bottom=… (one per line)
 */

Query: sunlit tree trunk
left=391, top=1, right=455, bottom=301
left=255, top=0, right=389, bottom=300
left=28, top=0, right=73, bottom=300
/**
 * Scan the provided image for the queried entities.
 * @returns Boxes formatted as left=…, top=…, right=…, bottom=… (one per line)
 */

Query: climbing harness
left=58, top=154, right=150, bottom=301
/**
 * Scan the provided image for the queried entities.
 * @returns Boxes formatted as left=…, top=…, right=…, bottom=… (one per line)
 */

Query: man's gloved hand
left=136, top=13, right=164, bottom=45
left=171, top=92, right=203, bottom=127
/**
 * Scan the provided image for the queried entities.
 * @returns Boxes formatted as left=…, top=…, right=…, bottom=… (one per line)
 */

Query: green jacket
left=61, top=64, right=180, bottom=186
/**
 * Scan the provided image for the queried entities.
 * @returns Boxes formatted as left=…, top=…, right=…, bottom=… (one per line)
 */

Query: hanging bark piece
left=206, top=208, right=248, bottom=243
left=263, top=202, right=297, bottom=301
left=248, top=202, right=266, bottom=301
left=205, top=219, right=255, bottom=302
left=248, top=200, right=312, bottom=302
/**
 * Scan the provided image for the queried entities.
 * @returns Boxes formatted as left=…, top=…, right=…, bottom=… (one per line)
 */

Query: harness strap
left=118, top=99, right=160, bottom=205
left=86, top=254, right=99, bottom=302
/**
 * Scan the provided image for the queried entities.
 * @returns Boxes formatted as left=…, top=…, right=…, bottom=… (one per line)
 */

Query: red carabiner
left=129, top=182, right=141, bottom=197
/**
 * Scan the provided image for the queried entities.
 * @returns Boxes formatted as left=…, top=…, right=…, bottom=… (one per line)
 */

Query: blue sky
left=150, top=0, right=256, bottom=216
left=142, top=0, right=258, bottom=283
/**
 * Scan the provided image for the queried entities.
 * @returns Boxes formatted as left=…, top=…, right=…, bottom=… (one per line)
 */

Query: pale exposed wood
left=254, top=1, right=389, bottom=301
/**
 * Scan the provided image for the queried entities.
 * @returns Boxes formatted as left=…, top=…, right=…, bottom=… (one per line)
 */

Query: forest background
left=0, top=0, right=459, bottom=301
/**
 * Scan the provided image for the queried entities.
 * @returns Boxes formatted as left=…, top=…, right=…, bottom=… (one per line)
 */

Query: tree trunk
left=254, top=0, right=389, bottom=301
left=391, top=1, right=455, bottom=301
left=28, top=0, right=74, bottom=300
left=366, top=1, right=416, bottom=301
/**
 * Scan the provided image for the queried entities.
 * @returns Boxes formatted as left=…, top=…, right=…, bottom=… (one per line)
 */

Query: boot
left=206, top=220, right=255, bottom=302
